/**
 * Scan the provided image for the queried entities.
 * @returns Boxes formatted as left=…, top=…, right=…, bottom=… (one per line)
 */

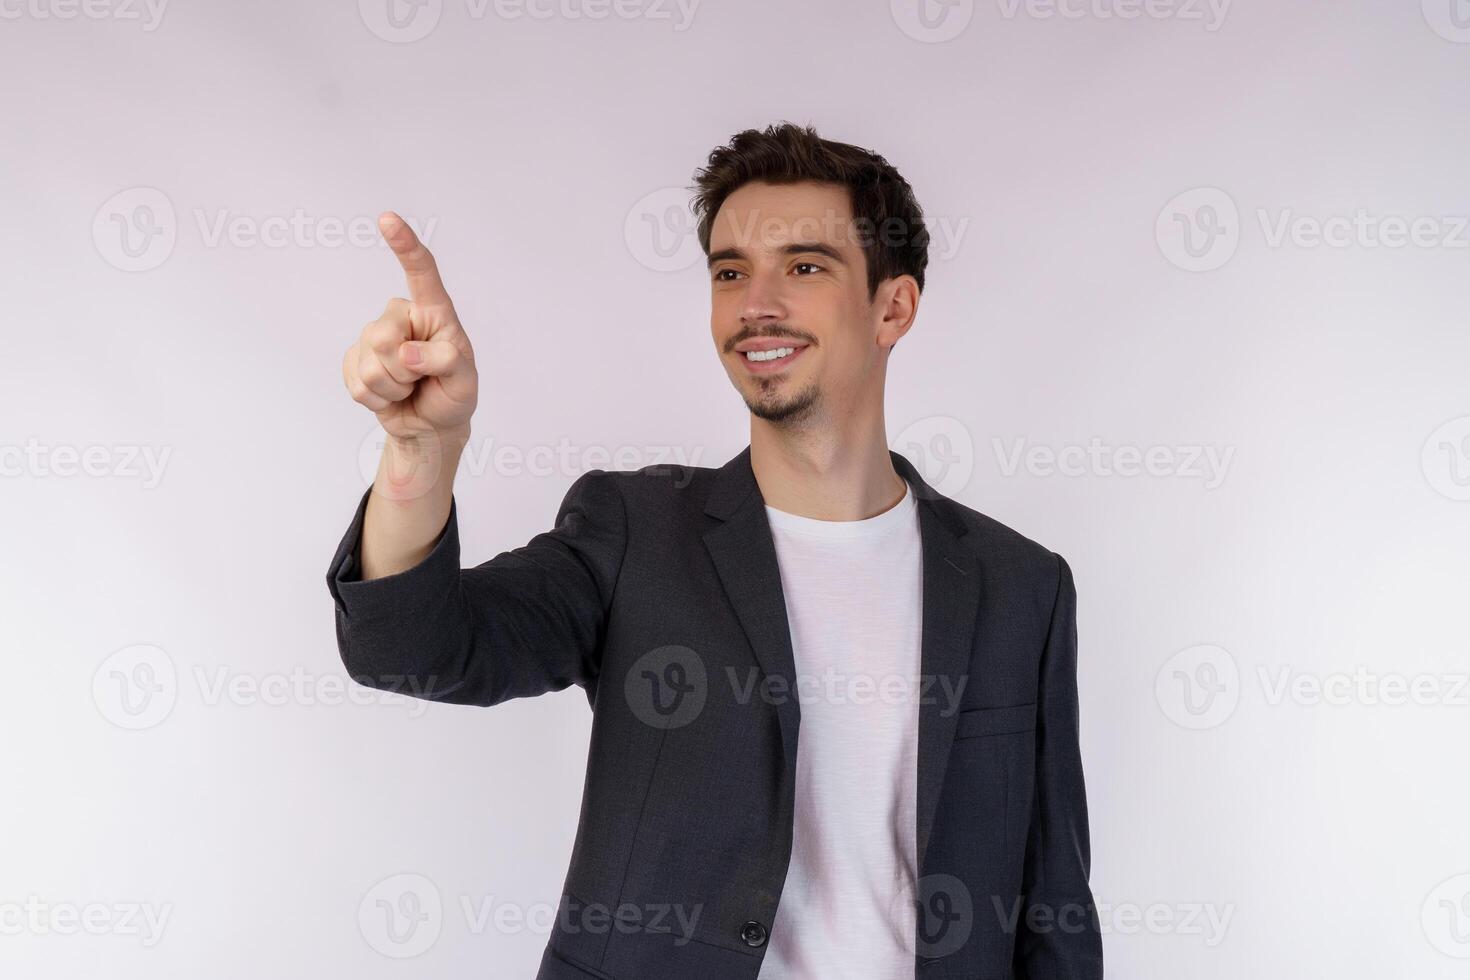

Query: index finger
left=378, top=211, right=451, bottom=306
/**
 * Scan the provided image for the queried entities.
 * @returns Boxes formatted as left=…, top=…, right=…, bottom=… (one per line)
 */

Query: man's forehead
left=709, top=181, right=858, bottom=252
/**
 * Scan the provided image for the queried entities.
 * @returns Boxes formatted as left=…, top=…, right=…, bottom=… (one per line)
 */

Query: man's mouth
left=744, top=346, right=799, bottom=362
left=735, top=341, right=809, bottom=374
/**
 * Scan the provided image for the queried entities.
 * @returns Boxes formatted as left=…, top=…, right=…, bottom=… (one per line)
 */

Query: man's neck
left=749, top=409, right=907, bottom=522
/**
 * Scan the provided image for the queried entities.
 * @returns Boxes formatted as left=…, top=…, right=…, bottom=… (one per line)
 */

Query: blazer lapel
left=702, top=446, right=802, bottom=776
left=893, top=450, right=983, bottom=872
left=702, top=446, right=983, bottom=871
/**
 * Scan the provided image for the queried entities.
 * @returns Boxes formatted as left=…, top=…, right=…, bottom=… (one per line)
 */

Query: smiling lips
left=734, top=338, right=810, bottom=374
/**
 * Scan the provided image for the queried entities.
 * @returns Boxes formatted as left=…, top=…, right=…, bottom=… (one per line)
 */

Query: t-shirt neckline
left=763, top=480, right=916, bottom=539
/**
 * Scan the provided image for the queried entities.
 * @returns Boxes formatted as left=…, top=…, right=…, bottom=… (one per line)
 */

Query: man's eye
left=793, top=262, right=822, bottom=275
left=714, top=269, right=743, bottom=282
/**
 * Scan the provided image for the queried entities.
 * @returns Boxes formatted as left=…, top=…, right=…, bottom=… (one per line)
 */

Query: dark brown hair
left=690, top=122, right=930, bottom=299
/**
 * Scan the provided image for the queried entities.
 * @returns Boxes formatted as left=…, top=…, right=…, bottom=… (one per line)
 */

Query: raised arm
left=343, top=211, right=478, bottom=583
left=327, top=211, right=625, bottom=707
left=325, top=468, right=626, bottom=707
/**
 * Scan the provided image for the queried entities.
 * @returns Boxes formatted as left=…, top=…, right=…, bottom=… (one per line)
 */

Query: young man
left=327, top=123, right=1102, bottom=980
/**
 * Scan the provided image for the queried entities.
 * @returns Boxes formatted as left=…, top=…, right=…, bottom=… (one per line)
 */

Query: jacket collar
left=700, top=443, right=983, bottom=871
left=703, top=444, right=969, bottom=535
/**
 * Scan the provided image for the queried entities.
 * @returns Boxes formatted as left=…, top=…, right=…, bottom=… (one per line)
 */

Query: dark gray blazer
left=325, top=445, right=1102, bottom=980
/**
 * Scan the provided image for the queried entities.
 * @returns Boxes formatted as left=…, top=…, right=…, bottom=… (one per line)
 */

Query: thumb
left=399, top=339, right=464, bottom=377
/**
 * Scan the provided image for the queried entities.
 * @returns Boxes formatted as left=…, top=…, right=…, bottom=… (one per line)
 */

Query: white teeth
left=744, top=347, right=796, bottom=362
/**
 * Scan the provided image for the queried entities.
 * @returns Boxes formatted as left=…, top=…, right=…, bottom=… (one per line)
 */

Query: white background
left=3, top=0, right=1468, bottom=976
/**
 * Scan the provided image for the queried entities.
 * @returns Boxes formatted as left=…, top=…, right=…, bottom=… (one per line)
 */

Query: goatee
left=745, top=381, right=820, bottom=425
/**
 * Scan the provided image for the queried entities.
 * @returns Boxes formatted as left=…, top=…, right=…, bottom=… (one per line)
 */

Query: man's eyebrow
left=706, top=241, right=847, bottom=269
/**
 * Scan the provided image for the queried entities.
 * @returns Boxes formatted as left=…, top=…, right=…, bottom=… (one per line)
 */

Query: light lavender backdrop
left=3, top=1, right=1468, bottom=977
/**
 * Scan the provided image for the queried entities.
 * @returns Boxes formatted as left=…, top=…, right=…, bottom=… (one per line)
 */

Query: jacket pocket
left=954, top=702, right=1037, bottom=739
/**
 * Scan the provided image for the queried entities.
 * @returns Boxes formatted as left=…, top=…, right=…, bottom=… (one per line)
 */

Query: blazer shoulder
left=940, top=495, right=1068, bottom=590
left=592, top=458, right=720, bottom=515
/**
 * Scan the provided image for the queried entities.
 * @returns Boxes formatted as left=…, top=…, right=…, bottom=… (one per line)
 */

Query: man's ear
left=875, top=275, right=919, bottom=351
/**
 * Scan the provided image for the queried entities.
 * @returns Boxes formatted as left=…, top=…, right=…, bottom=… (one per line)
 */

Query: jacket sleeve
left=1014, top=553, right=1104, bottom=978
left=323, top=469, right=627, bottom=707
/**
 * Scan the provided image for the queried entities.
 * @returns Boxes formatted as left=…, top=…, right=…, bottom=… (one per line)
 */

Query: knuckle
left=358, top=356, right=387, bottom=386
left=364, top=320, right=401, bottom=351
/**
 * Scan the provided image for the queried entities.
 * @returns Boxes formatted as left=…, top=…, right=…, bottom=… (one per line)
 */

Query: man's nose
left=739, top=268, right=787, bottom=324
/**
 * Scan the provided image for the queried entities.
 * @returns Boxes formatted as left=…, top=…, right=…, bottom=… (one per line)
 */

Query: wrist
left=377, top=425, right=469, bottom=503
left=385, top=422, right=471, bottom=455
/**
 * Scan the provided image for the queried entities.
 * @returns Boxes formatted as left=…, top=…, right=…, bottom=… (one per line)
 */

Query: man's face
left=707, top=180, right=898, bottom=426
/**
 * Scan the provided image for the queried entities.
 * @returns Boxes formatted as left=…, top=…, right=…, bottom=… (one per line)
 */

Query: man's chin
left=743, top=382, right=820, bottom=425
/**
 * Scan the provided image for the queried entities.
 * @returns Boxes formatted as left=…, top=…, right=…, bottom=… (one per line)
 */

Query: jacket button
left=740, top=920, right=767, bottom=947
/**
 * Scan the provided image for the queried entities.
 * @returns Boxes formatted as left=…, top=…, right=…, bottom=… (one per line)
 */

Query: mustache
left=723, top=325, right=817, bottom=354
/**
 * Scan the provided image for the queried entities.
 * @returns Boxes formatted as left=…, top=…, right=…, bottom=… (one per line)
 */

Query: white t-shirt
left=755, top=479, right=924, bottom=980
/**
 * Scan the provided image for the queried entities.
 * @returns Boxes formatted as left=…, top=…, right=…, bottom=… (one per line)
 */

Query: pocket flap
left=954, top=702, right=1037, bottom=738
